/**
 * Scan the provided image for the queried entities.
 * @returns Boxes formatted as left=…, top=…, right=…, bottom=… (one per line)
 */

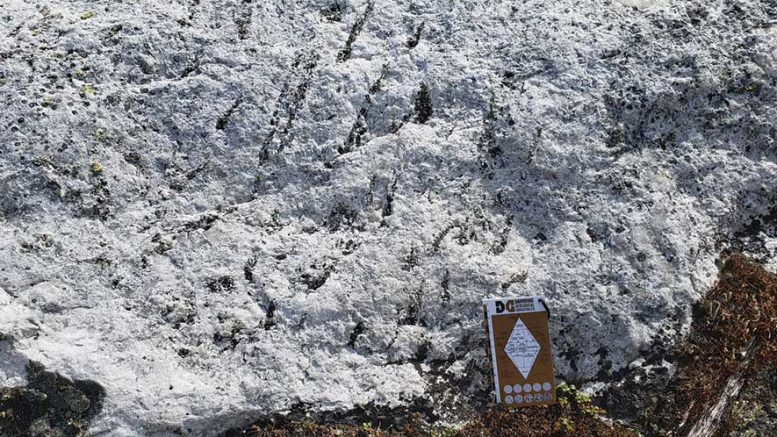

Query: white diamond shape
left=504, top=318, right=541, bottom=379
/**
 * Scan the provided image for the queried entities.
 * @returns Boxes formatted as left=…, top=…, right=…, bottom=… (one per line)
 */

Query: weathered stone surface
left=1, top=0, right=777, bottom=435
left=0, top=360, right=105, bottom=437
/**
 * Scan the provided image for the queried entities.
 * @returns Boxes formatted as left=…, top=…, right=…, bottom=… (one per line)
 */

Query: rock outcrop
left=1, top=0, right=777, bottom=435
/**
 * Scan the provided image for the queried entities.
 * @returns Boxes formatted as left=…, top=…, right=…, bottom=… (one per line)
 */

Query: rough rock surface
left=1, top=0, right=777, bottom=435
left=0, top=360, right=105, bottom=437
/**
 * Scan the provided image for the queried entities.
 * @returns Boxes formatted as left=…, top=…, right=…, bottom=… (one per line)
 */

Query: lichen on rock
left=0, top=358, right=105, bottom=437
left=1, top=0, right=777, bottom=435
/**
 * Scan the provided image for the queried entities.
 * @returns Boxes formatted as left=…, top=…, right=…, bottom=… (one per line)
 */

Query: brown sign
left=483, top=296, right=556, bottom=406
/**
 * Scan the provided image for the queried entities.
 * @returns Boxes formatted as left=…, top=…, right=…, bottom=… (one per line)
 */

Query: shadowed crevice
left=0, top=360, right=106, bottom=437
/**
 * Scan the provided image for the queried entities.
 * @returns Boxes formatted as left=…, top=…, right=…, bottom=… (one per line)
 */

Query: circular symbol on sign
left=515, top=394, right=524, bottom=403
left=513, top=384, right=522, bottom=393
left=544, top=393, right=553, bottom=401
left=524, top=395, right=533, bottom=403
left=533, top=383, right=542, bottom=392
left=504, top=385, right=512, bottom=394
left=505, top=395, right=513, bottom=404
left=542, top=382, right=552, bottom=392
left=523, top=383, right=532, bottom=393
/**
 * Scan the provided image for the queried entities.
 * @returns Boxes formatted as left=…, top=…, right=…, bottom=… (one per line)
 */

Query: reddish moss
left=672, top=254, right=777, bottom=435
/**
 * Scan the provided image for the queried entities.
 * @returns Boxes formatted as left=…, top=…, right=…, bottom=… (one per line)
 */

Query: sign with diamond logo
left=482, top=296, right=557, bottom=406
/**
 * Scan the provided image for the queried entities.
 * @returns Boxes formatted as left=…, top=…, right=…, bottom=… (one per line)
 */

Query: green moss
left=575, top=391, right=593, bottom=404
left=558, top=417, right=575, bottom=432
left=80, top=11, right=95, bottom=20
left=556, top=382, right=574, bottom=396
left=430, top=429, right=458, bottom=437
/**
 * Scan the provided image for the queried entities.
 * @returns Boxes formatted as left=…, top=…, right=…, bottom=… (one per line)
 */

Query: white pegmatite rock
left=1, top=0, right=777, bottom=435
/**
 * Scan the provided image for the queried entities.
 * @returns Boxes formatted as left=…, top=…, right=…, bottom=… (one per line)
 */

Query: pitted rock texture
left=1, top=0, right=777, bottom=435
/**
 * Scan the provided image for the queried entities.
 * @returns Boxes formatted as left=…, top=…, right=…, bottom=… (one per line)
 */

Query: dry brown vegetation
left=607, top=254, right=777, bottom=436
left=228, top=383, right=637, bottom=437
left=455, top=384, right=638, bottom=437
left=672, top=254, right=777, bottom=435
